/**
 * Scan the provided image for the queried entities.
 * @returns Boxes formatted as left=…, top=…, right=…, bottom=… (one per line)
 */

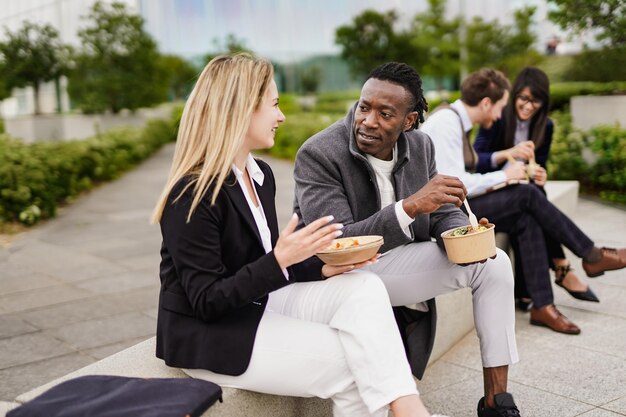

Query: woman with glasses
left=474, top=67, right=599, bottom=309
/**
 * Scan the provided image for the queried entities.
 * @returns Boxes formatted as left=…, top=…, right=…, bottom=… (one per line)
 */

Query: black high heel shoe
left=554, top=264, right=600, bottom=302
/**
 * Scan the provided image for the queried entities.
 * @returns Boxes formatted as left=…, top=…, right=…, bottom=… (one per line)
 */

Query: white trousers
left=363, top=242, right=519, bottom=368
left=184, top=271, right=418, bottom=417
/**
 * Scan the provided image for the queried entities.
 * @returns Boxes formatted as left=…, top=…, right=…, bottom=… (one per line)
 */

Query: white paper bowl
left=316, top=235, right=384, bottom=266
left=441, top=224, right=496, bottom=264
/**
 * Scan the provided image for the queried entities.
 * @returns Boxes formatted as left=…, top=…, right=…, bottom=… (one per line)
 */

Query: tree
left=0, top=76, right=9, bottom=102
left=300, top=66, right=322, bottom=94
left=466, top=6, right=542, bottom=76
left=203, top=34, right=252, bottom=64
left=334, top=1, right=540, bottom=87
left=0, top=22, right=70, bottom=114
left=547, top=0, right=625, bottom=47
left=548, top=0, right=625, bottom=81
left=68, top=1, right=168, bottom=113
left=410, top=0, right=460, bottom=90
left=335, top=10, right=416, bottom=79
left=160, top=54, right=198, bottom=100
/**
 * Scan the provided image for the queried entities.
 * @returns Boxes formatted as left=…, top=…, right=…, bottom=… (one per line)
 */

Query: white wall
left=571, top=96, right=626, bottom=130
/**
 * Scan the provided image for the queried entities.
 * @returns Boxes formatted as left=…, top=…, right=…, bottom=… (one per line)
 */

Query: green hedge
left=563, top=47, right=626, bottom=83
left=549, top=82, right=626, bottom=111
left=276, top=93, right=301, bottom=115
left=549, top=111, right=626, bottom=205
left=0, top=112, right=179, bottom=226
left=268, top=112, right=343, bottom=160
left=313, top=90, right=360, bottom=114
left=269, top=104, right=626, bottom=206
left=426, top=92, right=461, bottom=112
left=426, top=83, right=625, bottom=112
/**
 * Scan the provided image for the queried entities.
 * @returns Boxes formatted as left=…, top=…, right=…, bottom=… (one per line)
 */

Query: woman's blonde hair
left=151, top=53, right=274, bottom=224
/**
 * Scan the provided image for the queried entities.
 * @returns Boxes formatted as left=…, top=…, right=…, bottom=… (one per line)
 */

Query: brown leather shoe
left=530, top=304, right=581, bottom=335
left=582, top=247, right=626, bottom=278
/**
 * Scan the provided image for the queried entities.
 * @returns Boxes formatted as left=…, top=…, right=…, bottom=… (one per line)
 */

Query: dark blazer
left=474, top=116, right=554, bottom=173
left=156, top=159, right=323, bottom=376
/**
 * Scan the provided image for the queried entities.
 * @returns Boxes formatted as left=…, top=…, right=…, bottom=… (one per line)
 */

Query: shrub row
left=288, top=81, right=626, bottom=114
left=269, top=112, right=343, bottom=160
left=549, top=82, right=626, bottom=111
left=549, top=111, right=626, bottom=205
left=0, top=111, right=179, bottom=225
left=424, top=83, right=626, bottom=112
left=269, top=106, right=625, bottom=206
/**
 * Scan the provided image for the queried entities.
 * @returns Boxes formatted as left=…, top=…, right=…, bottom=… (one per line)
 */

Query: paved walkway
left=1, top=143, right=625, bottom=416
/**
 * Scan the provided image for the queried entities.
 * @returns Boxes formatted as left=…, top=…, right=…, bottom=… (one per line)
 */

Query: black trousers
left=510, top=187, right=567, bottom=301
left=468, top=184, right=594, bottom=308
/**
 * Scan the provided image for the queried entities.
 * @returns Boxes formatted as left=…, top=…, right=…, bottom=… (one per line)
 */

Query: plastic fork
left=463, top=198, right=479, bottom=229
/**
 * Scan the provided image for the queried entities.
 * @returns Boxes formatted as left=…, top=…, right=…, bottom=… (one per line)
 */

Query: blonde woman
left=151, top=54, right=447, bottom=417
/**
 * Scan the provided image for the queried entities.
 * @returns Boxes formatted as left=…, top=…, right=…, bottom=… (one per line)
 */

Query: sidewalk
left=1, top=143, right=625, bottom=416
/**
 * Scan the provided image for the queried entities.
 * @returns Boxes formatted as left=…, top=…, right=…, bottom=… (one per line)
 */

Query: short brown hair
left=460, top=68, right=511, bottom=106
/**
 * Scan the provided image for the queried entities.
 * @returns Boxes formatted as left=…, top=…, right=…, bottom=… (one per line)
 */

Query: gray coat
left=293, top=105, right=468, bottom=378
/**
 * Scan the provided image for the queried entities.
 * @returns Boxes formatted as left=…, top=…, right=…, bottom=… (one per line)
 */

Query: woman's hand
left=504, top=160, right=527, bottom=180
left=509, top=141, right=535, bottom=161
left=322, top=254, right=381, bottom=278
left=274, top=213, right=343, bottom=270
left=532, top=166, right=548, bottom=186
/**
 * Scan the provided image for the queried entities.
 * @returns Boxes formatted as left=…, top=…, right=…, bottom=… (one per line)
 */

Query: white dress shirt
left=232, top=154, right=288, bottom=280
left=420, top=99, right=507, bottom=197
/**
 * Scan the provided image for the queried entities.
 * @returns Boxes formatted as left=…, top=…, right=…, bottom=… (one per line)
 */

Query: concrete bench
left=14, top=337, right=332, bottom=417
left=0, top=402, right=19, bottom=416
left=8, top=181, right=579, bottom=417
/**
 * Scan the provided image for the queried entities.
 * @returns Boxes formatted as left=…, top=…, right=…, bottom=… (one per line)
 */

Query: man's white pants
left=363, top=242, right=519, bottom=368
left=184, top=271, right=418, bottom=417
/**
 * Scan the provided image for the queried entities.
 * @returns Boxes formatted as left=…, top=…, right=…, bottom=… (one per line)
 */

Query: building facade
left=0, top=0, right=138, bottom=117
left=0, top=0, right=591, bottom=117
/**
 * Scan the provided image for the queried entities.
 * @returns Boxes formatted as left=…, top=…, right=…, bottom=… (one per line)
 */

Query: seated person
left=420, top=68, right=626, bottom=336
left=294, top=62, right=522, bottom=417
left=474, top=66, right=598, bottom=306
left=152, top=54, right=448, bottom=417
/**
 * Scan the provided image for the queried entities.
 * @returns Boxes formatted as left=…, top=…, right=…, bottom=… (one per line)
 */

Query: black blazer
left=474, top=116, right=554, bottom=173
left=156, top=159, right=323, bottom=376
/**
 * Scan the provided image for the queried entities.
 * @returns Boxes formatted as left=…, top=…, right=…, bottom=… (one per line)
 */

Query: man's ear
left=480, top=97, right=493, bottom=111
left=404, top=111, right=418, bottom=131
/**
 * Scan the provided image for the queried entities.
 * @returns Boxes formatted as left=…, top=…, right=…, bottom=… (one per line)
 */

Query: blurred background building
left=0, top=0, right=594, bottom=117
left=0, top=0, right=138, bottom=116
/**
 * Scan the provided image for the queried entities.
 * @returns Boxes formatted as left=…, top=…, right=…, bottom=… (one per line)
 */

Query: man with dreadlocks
left=294, top=62, right=522, bottom=417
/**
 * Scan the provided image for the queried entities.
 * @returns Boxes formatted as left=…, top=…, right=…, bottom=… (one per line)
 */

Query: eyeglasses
left=517, top=94, right=543, bottom=108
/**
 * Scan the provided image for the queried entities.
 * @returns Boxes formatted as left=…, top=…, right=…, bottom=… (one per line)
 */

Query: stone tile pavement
left=1, top=142, right=625, bottom=416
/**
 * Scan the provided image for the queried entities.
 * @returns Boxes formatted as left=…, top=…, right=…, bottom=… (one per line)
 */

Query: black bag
left=8, top=375, right=222, bottom=417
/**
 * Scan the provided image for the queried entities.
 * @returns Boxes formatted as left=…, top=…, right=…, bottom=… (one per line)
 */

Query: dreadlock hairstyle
left=366, top=62, right=429, bottom=129
left=502, top=67, right=550, bottom=149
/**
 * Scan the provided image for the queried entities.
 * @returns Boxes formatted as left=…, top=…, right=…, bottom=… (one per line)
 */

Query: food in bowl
left=316, top=235, right=384, bottom=266
left=447, top=224, right=489, bottom=237
left=327, top=238, right=360, bottom=250
left=441, top=223, right=496, bottom=264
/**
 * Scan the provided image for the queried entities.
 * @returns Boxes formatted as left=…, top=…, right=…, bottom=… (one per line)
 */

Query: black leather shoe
left=554, top=265, right=599, bottom=303
left=477, top=392, right=520, bottom=416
